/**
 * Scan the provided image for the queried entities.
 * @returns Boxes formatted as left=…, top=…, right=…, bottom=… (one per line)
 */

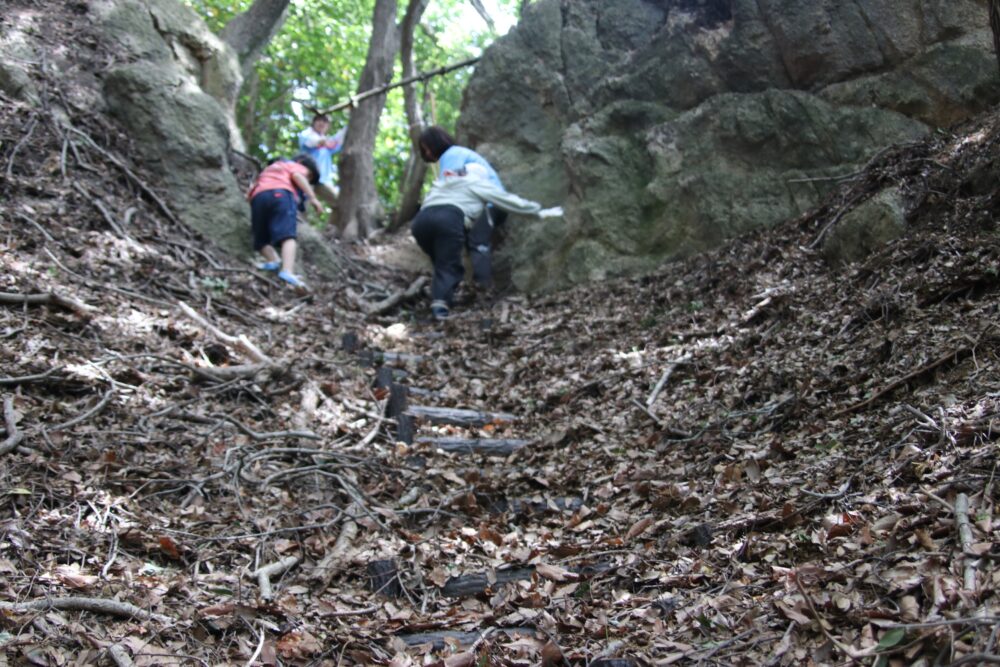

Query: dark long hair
left=418, top=126, right=456, bottom=162
left=293, top=154, right=320, bottom=184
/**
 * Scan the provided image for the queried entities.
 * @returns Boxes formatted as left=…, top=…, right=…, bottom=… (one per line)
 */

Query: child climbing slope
left=248, top=154, right=324, bottom=291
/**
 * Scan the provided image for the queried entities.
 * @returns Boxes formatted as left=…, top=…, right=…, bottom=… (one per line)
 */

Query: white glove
left=538, top=206, right=564, bottom=219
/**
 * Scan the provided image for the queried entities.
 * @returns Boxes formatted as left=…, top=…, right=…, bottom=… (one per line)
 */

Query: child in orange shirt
left=248, top=154, right=324, bottom=290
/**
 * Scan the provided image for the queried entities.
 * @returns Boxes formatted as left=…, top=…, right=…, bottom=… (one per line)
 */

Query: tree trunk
left=391, top=0, right=431, bottom=231
left=241, top=69, right=261, bottom=147
left=338, top=0, right=401, bottom=241
left=991, top=0, right=1000, bottom=76
left=220, top=0, right=291, bottom=79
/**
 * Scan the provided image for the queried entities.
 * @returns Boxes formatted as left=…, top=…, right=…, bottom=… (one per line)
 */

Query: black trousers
left=411, top=205, right=466, bottom=306
left=466, top=206, right=507, bottom=288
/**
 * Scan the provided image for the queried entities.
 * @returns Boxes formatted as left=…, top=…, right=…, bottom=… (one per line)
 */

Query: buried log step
left=441, top=561, right=615, bottom=598
left=395, top=627, right=535, bottom=650
left=415, top=437, right=532, bottom=457
left=405, top=405, right=517, bottom=427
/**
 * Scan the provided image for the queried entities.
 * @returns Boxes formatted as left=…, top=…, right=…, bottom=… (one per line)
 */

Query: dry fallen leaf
left=535, top=563, right=579, bottom=582
left=626, top=516, right=654, bottom=540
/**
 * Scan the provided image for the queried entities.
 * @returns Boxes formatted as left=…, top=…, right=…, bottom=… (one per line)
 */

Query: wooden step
left=405, top=405, right=517, bottom=427
left=415, top=437, right=531, bottom=457
left=441, top=561, right=615, bottom=598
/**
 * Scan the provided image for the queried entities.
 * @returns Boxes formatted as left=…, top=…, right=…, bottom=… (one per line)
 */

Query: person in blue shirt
left=418, top=126, right=508, bottom=293
left=298, top=113, right=345, bottom=235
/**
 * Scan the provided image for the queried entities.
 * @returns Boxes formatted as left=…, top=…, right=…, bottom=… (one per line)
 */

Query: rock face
left=91, top=0, right=250, bottom=255
left=459, top=0, right=999, bottom=291
left=0, top=0, right=337, bottom=275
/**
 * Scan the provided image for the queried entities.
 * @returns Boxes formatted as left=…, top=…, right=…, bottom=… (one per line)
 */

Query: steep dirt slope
left=3, top=2, right=1000, bottom=666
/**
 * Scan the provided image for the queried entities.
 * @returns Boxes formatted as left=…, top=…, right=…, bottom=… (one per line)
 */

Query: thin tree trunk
left=220, top=0, right=291, bottom=79
left=338, top=0, right=401, bottom=241
left=991, top=0, right=1000, bottom=76
left=241, top=69, right=261, bottom=147
left=391, top=0, right=431, bottom=231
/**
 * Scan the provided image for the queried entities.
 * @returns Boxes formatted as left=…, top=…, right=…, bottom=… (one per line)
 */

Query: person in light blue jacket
left=418, top=126, right=506, bottom=291
left=410, top=163, right=562, bottom=321
left=298, top=113, right=345, bottom=234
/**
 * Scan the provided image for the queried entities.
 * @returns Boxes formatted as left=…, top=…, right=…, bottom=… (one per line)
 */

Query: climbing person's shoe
left=430, top=300, right=450, bottom=321
left=256, top=260, right=281, bottom=272
left=278, top=270, right=309, bottom=292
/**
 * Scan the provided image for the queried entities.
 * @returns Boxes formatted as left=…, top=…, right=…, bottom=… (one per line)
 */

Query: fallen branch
left=0, top=396, right=24, bottom=456
left=73, top=182, right=128, bottom=238
left=252, top=555, right=300, bottom=600
left=108, top=645, right=135, bottom=667
left=949, top=654, right=1000, bottom=666
left=47, top=389, right=114, bottom=433
left=311, top=502, right=360, bottom=590
left=0, top=596, right=171, bottom=623
left=0, top=367, right=64, bottom=386
left=834, top=343, right=980, bottom=416
left=65, top=125, right=182, bottom=226
left=190, top=363, right=269, bottom=383
left=354, top=276, right=429, bottom=316
left=647, top=357, right=690, bottom=408
left=0, top=291, right=96, bottom=319
left=955, top=493, right=977, bottom=592
left=205, top=413, right=321, bottom=441
left=177, top=300, right=276, bottom=367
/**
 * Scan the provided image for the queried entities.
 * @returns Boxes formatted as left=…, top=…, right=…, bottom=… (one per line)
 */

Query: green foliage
left=183, top=0, right=521, bottom=210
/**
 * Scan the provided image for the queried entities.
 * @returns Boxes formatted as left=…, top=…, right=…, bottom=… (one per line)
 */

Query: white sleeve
left=469, top=180, right=542, bottom=216
left=299, top=128, right=323, bottom=149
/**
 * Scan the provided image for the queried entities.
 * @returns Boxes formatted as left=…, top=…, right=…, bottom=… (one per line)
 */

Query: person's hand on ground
left=539, top=206, right=564, bottom=219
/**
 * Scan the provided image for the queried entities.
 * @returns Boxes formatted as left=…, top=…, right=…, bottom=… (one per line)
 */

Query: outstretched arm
left=469, top=179, right=542, bottom=216
left=291, top=172, right=325, bottom=214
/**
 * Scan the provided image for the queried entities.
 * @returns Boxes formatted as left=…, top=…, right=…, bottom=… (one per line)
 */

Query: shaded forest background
left=2, top=0, right=1000, bottom=666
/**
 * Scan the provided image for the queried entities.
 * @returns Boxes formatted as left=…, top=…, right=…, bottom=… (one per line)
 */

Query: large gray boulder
left=460, top=0, right=999, bottom=291
left=92, top=0, right=249, bottom=255
left=81, top=0, right=340, bottom=277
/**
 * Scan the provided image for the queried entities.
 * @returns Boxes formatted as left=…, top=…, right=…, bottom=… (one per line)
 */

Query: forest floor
left=3, top=3, right=1000, bottom=667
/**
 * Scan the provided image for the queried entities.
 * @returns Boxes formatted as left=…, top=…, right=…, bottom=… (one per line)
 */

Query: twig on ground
left=354, top=276, right=429, bottom=316
left=244, top=624, right=265, bottom=667
left=630, top=399, right=693, bottom=439
left=0, top=367, right=64, bottom=386
left=198, top=412, right=321, bottom=441
left=793, top=575, right=873, bottom=662
left=47, top=388, right=114, bottom=433
left=5, top=113, right=38, bottom=180
left=325, top=605, right=379, bottom=617
left=73, top=182, right=128, bottom=238
left=0, top=396, right=24, bottom=456
left=312, top=503, right=360, bottom=590
left=42, top=248, right=172, bottom=306
left=949, top=654, right=1000, bottom=666
left=0, top=596, right=171, bottom=623
left=65, top=125, right=182, bottom=226
left=252, top=555, right=300, bottom=600
left=0, top=290, right=96, bottom=319
left=835, top=342, right=982, bottom=416
left=108, top=644, right=135, bottom=667
left=15, top=211, right=55, bottom=242
left=955, top=493, right=978, bottom=592
left=801, top=479, right=852, bottom=499
left=177, top=300, right=276, bottom=367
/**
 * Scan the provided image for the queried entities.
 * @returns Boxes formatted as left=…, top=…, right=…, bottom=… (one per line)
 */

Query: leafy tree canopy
left=183, top=0, right=521, bottom=209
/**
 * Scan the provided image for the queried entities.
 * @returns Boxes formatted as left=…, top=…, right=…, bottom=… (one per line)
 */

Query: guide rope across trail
left=312, top=56, right=482, bottom=115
